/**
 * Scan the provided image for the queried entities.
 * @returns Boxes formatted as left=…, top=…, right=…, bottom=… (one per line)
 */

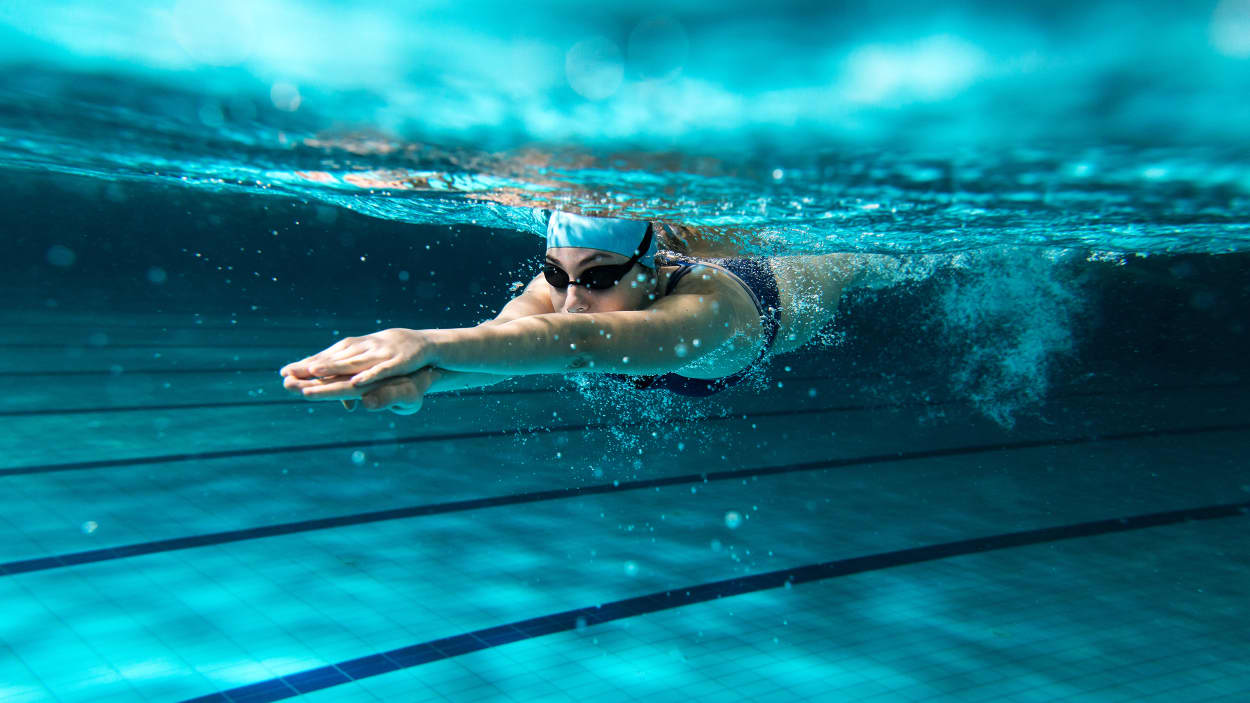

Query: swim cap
left=545, top=211, right=657, bottom=268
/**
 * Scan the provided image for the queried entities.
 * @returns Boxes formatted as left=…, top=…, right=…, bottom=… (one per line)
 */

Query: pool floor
left=1, top=310, right=1247, bottom=702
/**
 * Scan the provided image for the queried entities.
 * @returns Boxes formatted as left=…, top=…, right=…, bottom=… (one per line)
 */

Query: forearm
left=429, top=313, right=679, bottom=377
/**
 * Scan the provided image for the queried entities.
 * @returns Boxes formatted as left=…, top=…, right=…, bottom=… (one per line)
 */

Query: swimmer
left=280, top=211, right=877, bottom=414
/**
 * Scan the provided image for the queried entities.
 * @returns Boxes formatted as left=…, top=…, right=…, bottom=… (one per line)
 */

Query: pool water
left=2, top=2, right=1249, bottom=701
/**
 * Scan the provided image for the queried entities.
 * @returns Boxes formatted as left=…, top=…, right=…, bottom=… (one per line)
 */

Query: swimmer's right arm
left=283, top=276, right=553, bottom=411
left=417, top=274, right=553, bottom=390
left=358, top=276, right=554, bottom=406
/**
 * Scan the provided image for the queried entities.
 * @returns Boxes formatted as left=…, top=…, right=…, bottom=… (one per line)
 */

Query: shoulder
left=487, top=272, right=555, bottom=324
left=665, top=260, right=747, bottom=299
left=524, top=271, right=551, bottom=295
left=659, top=261, right=760, bottom=325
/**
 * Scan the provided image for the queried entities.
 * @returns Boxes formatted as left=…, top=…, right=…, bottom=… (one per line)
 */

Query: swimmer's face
left=544, top=247, right=658, bottom=314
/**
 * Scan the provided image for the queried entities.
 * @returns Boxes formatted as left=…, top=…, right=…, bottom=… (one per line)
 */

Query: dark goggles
left=544, top=223, right=654, bottom=291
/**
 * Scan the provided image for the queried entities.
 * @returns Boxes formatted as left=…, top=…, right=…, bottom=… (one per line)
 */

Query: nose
left=563, top=285, right=592, bottom=313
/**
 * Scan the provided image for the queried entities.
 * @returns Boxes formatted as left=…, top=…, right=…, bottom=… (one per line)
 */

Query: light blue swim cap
left=545, top=211, right=657, bottom=269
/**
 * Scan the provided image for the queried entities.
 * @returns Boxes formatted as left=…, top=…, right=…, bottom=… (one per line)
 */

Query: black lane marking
left=179, top=500, right=1250, bottom=703
left=0, top=386, right=558, bottom=417
left=0, top=371, right=891, bottom=417
left=15, top=368, right=283, bottom=377
left=1, top=370, right=838, bottom=414
left=4, top=422, right=1247, bottom=578
left=1, top=378, right=1243, bottom=419
left=0, top=320, right=393, bottom=331
left=3, top=367, right=1247, bottom=475
left=0, top=396, right=892, bottom=475
left=0, top=349, right=899, bottom=376
left=0, top=343, right=319, bottom=349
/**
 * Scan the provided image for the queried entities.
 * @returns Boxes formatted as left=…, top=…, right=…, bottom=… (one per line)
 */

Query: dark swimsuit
left=615, top=252, right=783, bottom=397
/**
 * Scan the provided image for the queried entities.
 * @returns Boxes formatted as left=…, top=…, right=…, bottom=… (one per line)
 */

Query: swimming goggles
left=543, top=224, right=654, bottom=290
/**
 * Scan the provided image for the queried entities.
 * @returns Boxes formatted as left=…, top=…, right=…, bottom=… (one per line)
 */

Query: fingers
left=283, top=332, right=375, bottom=372
left=297, top=377, right=370, bottom=400
left=283, top=374, right=324, bottom=394
left=341, top=399, right=358, bottom=412
left=284, top=373, right=353, bottom=395
left=280, top=338, right=364, bottom=378
left=280, top=361, right=315, bottom=379
left=349, top=359, right=401, bottom=387
left=307, top=352, right=381, bottom=378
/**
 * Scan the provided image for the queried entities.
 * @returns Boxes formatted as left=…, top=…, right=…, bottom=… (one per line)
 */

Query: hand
left=280, top=328, right=438, bottom=387
left=282, top=369, right=436, bottom=415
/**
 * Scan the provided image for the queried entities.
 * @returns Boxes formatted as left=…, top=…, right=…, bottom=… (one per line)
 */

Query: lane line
left=3, top=373, right=1246, bottom=475
left=4, top=422, right=1247, bottom=577
left=0, top=398, right=930, bottom=475
left=178, top=499, right=1250, bottom=703
left=0, top=378, right=1242, bottom=418
left=0, top=343, right=320, bottom=349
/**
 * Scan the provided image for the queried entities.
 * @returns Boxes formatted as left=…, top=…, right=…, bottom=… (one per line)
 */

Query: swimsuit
left=616, top=252, right=782, bottom=397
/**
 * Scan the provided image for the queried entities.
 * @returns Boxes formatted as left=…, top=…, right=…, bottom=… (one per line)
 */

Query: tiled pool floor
left=1, top=311, right=1246, bottom=702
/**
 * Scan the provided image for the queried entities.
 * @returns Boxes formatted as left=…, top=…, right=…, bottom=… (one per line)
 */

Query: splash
left=935, top=249, right=1085, bottom=426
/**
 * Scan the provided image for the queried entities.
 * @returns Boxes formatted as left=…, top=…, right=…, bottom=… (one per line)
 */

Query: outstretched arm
left=291, top=279, right=757, bottom=404
left=283, top=276, right=558, bottom=412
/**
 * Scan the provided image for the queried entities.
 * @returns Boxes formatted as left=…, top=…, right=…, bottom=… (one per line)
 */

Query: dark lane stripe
left=5, top=349, right=835, bottom=377
left=15, top=368, right=281, bottom=377
left=4, top=368, right=1247, bottom=473
left=0, top=343, right=319, bottom=349
left=0, top=320, right=392, bottom=331
left=179, top=500, right=1250, bottom=703
left=4, top=422, right=1247, bottom=578
left=2, top=378, right=1242, bottom=418
left=0, top=386, right=557, bottom=417
left=0, top=321, right=373, bottom=331
left=0, top=399, right=926, bottom=476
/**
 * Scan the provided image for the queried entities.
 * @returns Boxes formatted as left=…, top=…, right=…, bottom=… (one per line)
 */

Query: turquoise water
left=2, top=2, right=1249, bottom=702
left=2, top=1, right=1249, bottom=252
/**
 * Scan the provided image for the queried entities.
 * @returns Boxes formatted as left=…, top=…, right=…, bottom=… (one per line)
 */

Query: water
left=2, top=2, right=1249, bottom=702
left=3, top=1, right=1250, bottom=251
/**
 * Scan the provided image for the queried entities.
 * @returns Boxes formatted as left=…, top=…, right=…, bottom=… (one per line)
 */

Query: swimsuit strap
left=664, top=261, right=698, bottom=295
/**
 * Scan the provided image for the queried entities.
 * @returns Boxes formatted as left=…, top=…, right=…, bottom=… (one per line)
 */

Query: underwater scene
left=2, top=1, right=1248, bottom=701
